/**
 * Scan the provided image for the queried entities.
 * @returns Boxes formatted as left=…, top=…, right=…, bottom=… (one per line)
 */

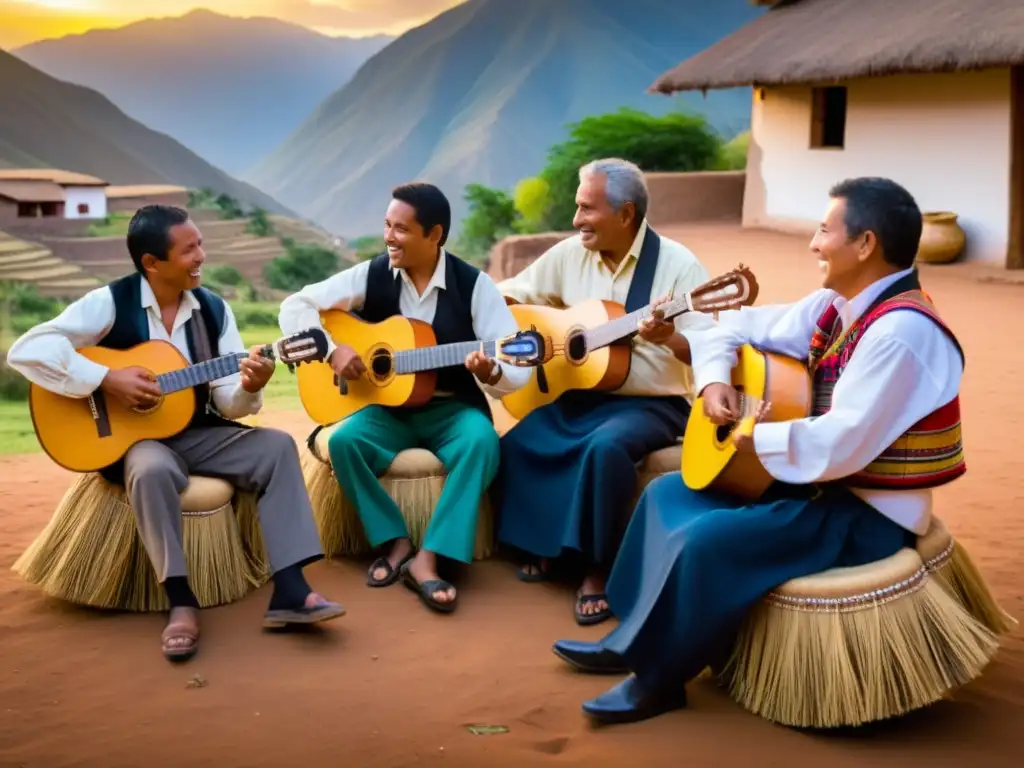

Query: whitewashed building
left=650, top=0, right=1023, bottom=268
left=0, top=169, right=108, bottom=221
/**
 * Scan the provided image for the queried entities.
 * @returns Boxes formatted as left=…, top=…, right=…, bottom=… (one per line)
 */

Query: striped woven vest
left=808, top=286, right=967, bottom=490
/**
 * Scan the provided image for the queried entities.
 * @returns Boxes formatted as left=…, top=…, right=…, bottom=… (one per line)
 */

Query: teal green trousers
left=326, top=398, right=499, bottom=564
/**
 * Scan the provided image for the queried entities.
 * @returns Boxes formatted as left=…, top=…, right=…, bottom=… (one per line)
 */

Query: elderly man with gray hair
left=492, top=157, right=714, bottom=625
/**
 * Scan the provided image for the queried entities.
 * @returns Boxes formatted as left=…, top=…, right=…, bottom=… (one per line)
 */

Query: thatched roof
left=0, top=169, right=107, bottom=187
left=0, top=181, right=65, bottom=203
left=650, top=0, right=1024, bottom=93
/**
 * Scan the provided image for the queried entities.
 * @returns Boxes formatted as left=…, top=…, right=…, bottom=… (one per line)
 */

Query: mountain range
left=0, top=48, right=289, bottom=214
left=246, top=0, right=762, bottom=237
left=13, top=10, right=392, bottom=176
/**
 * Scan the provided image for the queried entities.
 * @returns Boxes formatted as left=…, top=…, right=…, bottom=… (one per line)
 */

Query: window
left=810, top=86, right=847, bottom=149
left=77, top=203, right=89, bottom=214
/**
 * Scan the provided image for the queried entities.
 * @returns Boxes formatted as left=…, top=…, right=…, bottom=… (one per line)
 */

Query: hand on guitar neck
left=329, top=340, right=502, bottom=387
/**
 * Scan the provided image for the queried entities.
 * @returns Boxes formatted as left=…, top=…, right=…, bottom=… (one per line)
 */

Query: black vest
left=357, top=252, right=490, bottom=417
left=97, top=272, right=240, bottom=484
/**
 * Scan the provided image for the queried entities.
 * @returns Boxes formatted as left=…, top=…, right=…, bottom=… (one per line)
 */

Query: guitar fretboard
left=156, top=353, right=249, bottom=394
left=584, top=295, right=691, bottom=351
left=394, top=340, right=498, bottom=374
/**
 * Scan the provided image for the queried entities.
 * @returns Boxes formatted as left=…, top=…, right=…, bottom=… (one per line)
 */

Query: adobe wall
left=644, top=171, right=745, bottom=227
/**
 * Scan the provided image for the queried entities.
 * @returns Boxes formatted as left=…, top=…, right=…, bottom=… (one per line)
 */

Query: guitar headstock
left=688, top=263, right=759, bottom=313
left=495, top=329, right=553, bottom=367
left=267, top=328, right=331, bottom=368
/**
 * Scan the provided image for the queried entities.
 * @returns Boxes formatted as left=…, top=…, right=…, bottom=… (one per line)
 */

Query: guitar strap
left=623, top=225, right=661, bottom=313
left=185, top=308, right=214, bottom=413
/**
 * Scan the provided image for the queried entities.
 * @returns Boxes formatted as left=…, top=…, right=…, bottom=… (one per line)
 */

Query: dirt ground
left=1, top=224, right=1022, bottom=768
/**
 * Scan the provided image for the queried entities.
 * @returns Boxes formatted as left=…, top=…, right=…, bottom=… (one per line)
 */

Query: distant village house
left=0, top=169, right=188, bottom=226
left=651, top=0, right=1023, bottom=268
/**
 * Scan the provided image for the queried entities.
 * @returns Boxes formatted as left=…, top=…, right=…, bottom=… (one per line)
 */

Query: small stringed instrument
left=681, top=344, right=813, bottom=500
left=499, top=264, right=759, bottom=421
left=29, top=328, right=330, bottom=472
left=294, top=311, right=550, bottom=425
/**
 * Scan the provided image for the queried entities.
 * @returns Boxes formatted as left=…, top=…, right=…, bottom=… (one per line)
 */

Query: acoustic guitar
left=294, top=311, right=550, bottom=425
left=499, top=265, right=759, bottom=421
left=29, top=328, right=330, bottom=473
left=680, top=344, right=813, bottom=500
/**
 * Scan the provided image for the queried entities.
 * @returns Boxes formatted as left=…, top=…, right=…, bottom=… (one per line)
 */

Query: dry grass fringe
left=721, top=567, right=1000, bottom=729
left=302, top=447, right=493, bottom=560
left=924, top=539, right=1017, bottom=635
left=12, top=473, right=263, bottom=612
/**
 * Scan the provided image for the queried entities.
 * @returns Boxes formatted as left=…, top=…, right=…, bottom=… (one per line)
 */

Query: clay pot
left=916, top=211, right=966, bottom=264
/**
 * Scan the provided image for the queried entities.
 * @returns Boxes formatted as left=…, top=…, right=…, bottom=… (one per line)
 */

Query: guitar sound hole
left=716, top=423, right=736, bottom=443
left=370, top=352, right=392, bottom=378
left=566, top=331, right=587, bottom=362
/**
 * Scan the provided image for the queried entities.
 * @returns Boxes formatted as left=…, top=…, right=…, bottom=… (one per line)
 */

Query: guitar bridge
left=88, top=392, right=113, bottom=438
left=333, top=373, right=349, bottom=396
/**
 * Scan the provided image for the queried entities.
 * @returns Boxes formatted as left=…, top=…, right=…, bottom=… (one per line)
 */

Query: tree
left=246, top=206, right=274, bottom=237
left=538, top=108, right=724, bottom=230
left=348, top=235, right=387, bottom=261
left=264, top=243, right=339, bottom=292
left=450, top=184, right=518, bottom=262
left=513, top=177, right=550, bottom=231
left=214, top=193, right=244, bottom=220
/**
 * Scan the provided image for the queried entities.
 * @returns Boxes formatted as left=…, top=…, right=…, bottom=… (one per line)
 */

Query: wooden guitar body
left=295, top=311, right=438, bottom=425
left=30, top=340, right=197, bottom=472
left=681, top=345, right=814, bottom=500
left=501, top=299, right=632, bottom=420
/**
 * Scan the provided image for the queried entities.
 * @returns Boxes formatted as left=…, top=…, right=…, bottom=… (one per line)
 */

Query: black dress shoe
left=582, top=675, right=688, bottom=725
left=552, top=639, right=629, bottom=674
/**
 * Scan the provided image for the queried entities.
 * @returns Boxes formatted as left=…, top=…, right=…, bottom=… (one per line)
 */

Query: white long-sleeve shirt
left=277, top=250, right=532, bottom=400
left=682, top=267, right=963, bottom=534
left=5, top=278, right=262, bottom=420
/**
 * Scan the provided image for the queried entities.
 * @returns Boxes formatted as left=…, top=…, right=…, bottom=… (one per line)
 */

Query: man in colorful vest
left=277, top=182, right=530, bottom=613
left=6, top=204, right=344, bottom=662
left=492, top=158, right=714, bottom=625
left=549, top=176, right=966, bottom=724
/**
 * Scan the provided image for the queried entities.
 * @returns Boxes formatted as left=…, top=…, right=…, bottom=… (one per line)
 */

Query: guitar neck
left=156, top=352, right=249, bottom=394
left=394, top=340, right=498, bottom=374
left=584, top=294, right=692, bottom=351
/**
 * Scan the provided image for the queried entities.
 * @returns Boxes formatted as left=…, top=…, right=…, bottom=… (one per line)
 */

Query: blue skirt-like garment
left=493, top=391, right=689, bottom=567
left=599, top=474, right=915, bottom=690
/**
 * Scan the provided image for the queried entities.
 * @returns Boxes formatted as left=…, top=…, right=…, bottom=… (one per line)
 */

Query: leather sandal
left=367, top=550, right=415, bottom=587
left=400, top=561, right=457, bottom=613
left=162, top=608, right=200, bottom=662
left=575, top=591, right=612, bottom=626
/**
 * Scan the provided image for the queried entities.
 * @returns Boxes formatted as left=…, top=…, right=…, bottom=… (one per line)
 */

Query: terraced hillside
left=0, top=231, right=100, bottom=298
left=15, top=216, right=354, bottom=291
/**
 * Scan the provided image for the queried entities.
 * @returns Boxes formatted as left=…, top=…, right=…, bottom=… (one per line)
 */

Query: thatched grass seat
left=301, top=422, right=495, bottom=560
left=915, top=516, right=1016, bottom=635
left=12, top=472, right=267, bottom=612
left=721, top=546, right=1001, bottom=729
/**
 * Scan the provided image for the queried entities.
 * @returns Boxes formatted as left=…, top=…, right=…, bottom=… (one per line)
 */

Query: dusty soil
left=1, top=224, right=1021, bottom=767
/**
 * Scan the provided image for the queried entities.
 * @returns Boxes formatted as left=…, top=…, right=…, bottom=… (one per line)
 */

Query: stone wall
left=1, top=217, right=91, bottom=239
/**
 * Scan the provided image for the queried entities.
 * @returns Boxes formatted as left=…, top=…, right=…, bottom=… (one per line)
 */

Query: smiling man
left=552, top=176, right=968, bottom=725
left=492, top=157, right=715, bottom=625
left=278, top=182, right=531, bottom=614
left=6, top=204, right=344, bottom=662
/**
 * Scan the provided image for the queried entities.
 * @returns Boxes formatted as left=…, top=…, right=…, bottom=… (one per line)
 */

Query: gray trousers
left=123, top=426, right=323, bottom=582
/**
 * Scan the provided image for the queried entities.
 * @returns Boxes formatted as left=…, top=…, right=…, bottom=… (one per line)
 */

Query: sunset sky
left=0, top=0, right=468, bottom=49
